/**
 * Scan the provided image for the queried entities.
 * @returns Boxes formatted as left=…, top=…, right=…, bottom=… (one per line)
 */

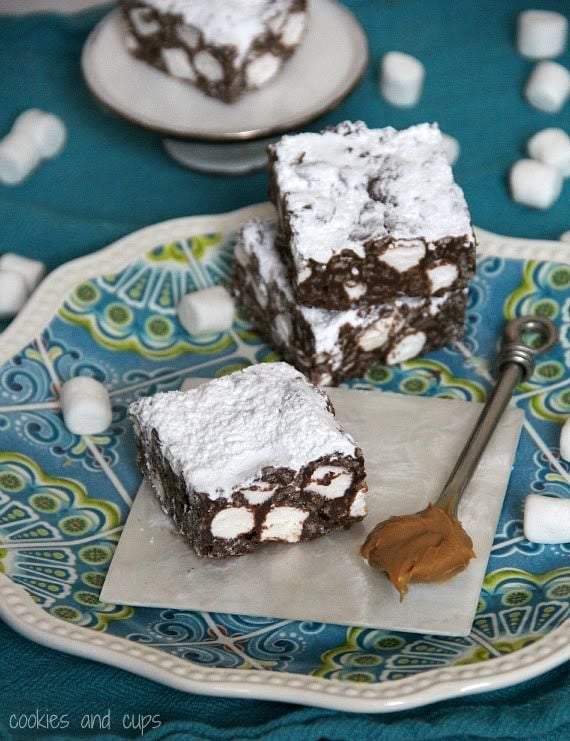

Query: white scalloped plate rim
left=0, top=202, right=568, bottom=713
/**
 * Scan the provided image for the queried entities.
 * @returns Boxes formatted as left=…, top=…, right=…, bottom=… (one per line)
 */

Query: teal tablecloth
left=0, top=1, right=568, bottom=739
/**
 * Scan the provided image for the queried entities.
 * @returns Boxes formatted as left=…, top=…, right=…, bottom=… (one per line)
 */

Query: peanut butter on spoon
left=360, top=504, right=475, bottom=600
left=360, top=316, right=559, bottom=602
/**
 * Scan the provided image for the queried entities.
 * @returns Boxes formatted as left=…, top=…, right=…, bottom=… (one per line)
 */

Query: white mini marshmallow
left=193, top=51, right=224, bottom=81
left=380, top=51, right=425, bottom=107
left=344, top=282, right=366, bottom=301
left=350, top=488, right=368, bottom=518
left=525, top=61, right=570, bottom=113
left=379, top=242, right=426, bottom=272
left=280, top=12, right=306, bottom=47
left=524, top=494, right=570, bottom=544
left=261, top=506, right=309, bottom=542
left=0, top=129, right=41, bottom=185
left=359, top=317, right=393, bottom=352
left=305, top=466, right=353, bottom=500
left=177, top=285, right=234, bottom=335
left=517, top=10, right=568, bottom=59
left=13, top=109, right=67, bottom=159
left=441, top=133, right=460, bottom=166
left=246, top=53, right=281, bottom=88
left=509, top=159, right=562, bottom=209
left=387, top=331, right=426, bottom=365
left=129, top=7, right=160, bottom=36
left=211, top=508, right=254, bottom=540
left=0, top=109, right=66, bottom=185
left=0, top=252, right=46, bottom=292
left=59, top=377, right=113, bottom=435
left=560, top=417, right=570, bottom=460
left=0, top=270, right=28, bottom=318
left=427, top=263, right=458, bottom=293
left=560, top=231, right=570, bottom=243
left=527, top=128, right=570, bottom=177
left=161, top=48, right=195, bottom=80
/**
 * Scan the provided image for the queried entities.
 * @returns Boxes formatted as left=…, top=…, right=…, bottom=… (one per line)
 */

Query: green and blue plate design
left=1, top=226, right=568, bottom=685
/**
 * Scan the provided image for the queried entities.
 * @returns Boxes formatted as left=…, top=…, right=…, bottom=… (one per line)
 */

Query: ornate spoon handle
left=436, top=316, right=558, bottom=517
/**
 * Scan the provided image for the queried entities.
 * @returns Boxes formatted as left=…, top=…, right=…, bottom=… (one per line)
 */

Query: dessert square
left=268, top=121, right=476, bottom=309
left=129, top=363, right=367, bottom=558
left=233, top=221, right=467, bottom=385
left=122, top=0, right=308, bottom=103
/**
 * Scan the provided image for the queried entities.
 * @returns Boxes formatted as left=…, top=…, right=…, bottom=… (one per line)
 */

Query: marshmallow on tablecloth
left=177, top=285, right=235, bottom=335
left=441, top=133, right=460, bottom=166
left=0, top=252, right=46, bottom=293
left=560, top=231, right=570, bottom=243
left=525, top=61, right=570, bottom=113
left=60, top=377, right=113, bottom=435
left=380, top=52, right=425, bottom=108
left=0, top=129, right=42, bottom=186
left=517, top=10, right=568, bottom=59
left=524, top=494, right=570, bottom=544
left=527, top=128, right=570, bottom=177
left=13, top=109, right=66, bottom=159
left=0, top=109, right=66, bottom=185
left=0, top=270, right=28, bottom=318
left=509, top=159, right=562, bottom=209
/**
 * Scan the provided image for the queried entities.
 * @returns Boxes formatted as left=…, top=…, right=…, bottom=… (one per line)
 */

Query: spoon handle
left=436, top=316, right=558, bottom=518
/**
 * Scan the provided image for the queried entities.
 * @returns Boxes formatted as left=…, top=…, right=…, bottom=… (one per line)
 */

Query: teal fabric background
left=0, top=1, right=568, bottom=739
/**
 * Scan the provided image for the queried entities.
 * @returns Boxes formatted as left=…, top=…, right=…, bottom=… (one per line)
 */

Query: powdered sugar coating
left=141, top=0, right=300, bottom=63
left=271, top=121, right=473, bottom=267
left=237, top=220, right=448, bottom=360
left=129, top=363, right=357, bottom=499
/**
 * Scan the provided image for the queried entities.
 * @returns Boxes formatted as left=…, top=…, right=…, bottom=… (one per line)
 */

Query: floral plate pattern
left=0, top=203, right=568, bottom=713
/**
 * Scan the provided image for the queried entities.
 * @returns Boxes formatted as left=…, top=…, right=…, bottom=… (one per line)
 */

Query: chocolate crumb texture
left=122, top=0, right=308, bottom=103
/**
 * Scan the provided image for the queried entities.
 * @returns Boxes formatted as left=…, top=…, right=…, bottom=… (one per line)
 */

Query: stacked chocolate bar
left=234, top=121, right=476, bottom=385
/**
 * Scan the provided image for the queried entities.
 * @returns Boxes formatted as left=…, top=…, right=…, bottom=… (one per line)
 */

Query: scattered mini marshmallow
left=0, top=270, right=28, bottom=318
left=527, top=128, right=570, bottom=177
left=0, top=129, right=41, bottom=186
left=13, top=109, right=67, bottom=159
left=517, top=10, right=568, bottom=59
left=59, top=376, right=113, bottom=435
left=509, top=159, right=562, bottom=209
left=524, top=61, right=570, bottom=113
left=524, top=494, right=570, bottom=544
left=0, top=109, right=66, bottom=185
left=560, top=230, right=570, bottom=243
left=380, top=51, right=425, bottom=107
left=560, top=416, right=570, bottom=460
left=441, top=133, right=460, bottom=166
left=0, top=252, right=46, bottom=293
left=177, top=285, right=235, bottom=335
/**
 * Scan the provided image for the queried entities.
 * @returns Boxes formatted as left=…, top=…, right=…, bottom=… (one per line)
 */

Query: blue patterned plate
left=0, top=204, right=568, bottom=712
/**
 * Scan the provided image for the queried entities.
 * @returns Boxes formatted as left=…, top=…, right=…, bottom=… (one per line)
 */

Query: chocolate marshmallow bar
left=122, top=0, right=308, bottom=103
left=233, top=221, right=467, bottom=386
left=129, top=363, right=367, bottom=558
left=268, top=122, right=476, bottom=309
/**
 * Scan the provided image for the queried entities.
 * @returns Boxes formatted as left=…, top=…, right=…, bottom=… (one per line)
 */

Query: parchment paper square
left=102, top=387, right=523, bottom=636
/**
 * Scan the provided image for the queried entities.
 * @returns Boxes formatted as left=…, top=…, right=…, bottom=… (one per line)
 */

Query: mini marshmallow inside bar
left=234, top=220, right=467, bottom=384
left=129, top=363, right=367, bottom=557
left=123, top=0, right=308, bottom=102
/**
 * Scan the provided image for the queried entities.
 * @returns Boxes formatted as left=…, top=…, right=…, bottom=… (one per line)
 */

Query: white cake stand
left=81, top=0, right=368, bottom=174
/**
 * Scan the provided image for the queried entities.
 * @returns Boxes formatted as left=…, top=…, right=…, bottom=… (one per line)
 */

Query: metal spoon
left=437, top=315, right=558, bottom=518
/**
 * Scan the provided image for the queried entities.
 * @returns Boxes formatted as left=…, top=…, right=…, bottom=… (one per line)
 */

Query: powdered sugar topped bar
left=123, top=0, right=307, bottom=103
left=130, top=363, right=357, bottom=498
left=141, top=0, right=302, bottom=61
left=129, top=363, right=367, bottom=557
left=234, top=221, right=467, bottom=385
left=269, top=121, right=475, bottom=309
